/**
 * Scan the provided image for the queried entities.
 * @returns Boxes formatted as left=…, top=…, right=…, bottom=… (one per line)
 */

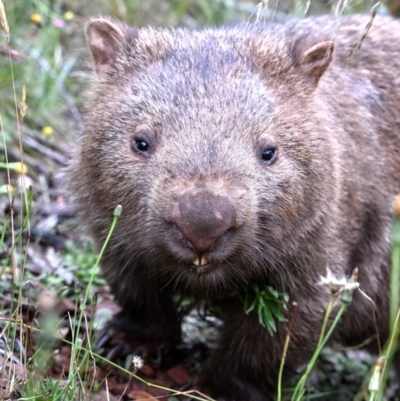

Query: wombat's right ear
left=86, top=18, right=135, bottom=76
left=294, top=37, right=335, bottom=85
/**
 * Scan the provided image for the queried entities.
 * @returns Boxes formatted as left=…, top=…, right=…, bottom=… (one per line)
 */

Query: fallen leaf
left=166, top=365, right=191, bottom=385
left=128, top=390, right=158, bottom=400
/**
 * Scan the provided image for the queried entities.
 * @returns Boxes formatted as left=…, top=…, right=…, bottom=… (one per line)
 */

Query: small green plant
left=243, top=283, right=289, bottom=335
left=21, top=376, right=71, bottom=401
left=63, top=241, right=106, bottom=288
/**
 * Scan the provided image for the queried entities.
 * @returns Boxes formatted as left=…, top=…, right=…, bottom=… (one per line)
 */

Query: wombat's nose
left=171, top=188, right=236, bottom=252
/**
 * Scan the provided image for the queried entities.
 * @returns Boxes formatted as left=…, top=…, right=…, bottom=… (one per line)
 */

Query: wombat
left=71, top=13, right=400, bottom=400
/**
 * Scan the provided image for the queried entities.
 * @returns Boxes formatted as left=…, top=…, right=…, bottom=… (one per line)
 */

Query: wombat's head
left=75, top=18, right=338, bottom=293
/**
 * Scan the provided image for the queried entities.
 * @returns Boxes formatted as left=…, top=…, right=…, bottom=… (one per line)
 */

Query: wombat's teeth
left=200, top=255, right=209, bottom=265
left=193, top=255, right=209, bottom=266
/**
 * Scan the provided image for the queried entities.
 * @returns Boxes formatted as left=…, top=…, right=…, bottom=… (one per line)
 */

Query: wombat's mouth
left=191, top=254, right=215, bottom=274
left=193, top=254, right=209, bottom=266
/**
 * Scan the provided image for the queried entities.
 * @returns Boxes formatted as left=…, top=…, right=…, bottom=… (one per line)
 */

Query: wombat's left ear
left=86, top=17, right=136, bottom=76
left=295, top=38, right=334, bottom=84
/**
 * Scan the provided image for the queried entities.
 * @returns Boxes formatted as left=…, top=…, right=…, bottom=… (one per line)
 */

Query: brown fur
left=71, top=15, right=400, bottom=400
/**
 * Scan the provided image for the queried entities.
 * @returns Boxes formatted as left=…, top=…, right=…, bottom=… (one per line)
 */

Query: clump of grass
left=17, top=205, right=123, bottom=401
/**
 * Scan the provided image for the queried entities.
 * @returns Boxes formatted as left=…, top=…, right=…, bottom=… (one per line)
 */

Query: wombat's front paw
left=97, top=313, right=177, bottom=363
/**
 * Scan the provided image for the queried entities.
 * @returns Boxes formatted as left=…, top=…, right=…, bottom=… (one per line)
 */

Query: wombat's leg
left=198, top=299, right=319, bottom=401
left=197, top=302, right=278, bottom=401
left=97, top=275, right=179, bottom=362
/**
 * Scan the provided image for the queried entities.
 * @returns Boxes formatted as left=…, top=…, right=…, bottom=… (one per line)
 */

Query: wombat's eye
left=261, top=147, right=277, bottom=165
left=132, top=138, right=150, bottom=155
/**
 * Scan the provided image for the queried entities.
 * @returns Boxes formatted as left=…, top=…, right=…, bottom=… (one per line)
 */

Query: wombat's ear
left=295, top=38, right=334, bottom=84
left=86, top=18, right=135, bottom=76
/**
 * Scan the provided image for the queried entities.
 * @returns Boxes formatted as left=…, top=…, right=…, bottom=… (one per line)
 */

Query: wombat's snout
left=170, top=185, right=236, bottom=253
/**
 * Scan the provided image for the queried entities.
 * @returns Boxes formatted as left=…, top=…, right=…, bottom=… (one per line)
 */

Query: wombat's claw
left=97, top=332, right=112, bottom=348
left=96, top=315, right=176, bottom=363
left=106, top=343, right=125, bottom=360
left=179, top=379, right=207, bottom=401
left=96, top=326, right=131, bottom=359
left=179, top=379, right=196, bottom=392
left=156, top=345, right=165, bottom=368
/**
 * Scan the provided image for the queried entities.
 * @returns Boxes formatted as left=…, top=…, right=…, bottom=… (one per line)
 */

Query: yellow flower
left=13, top=162, right=28, bottom=175
left=394, top=194, right=400, bottom=217
left=0, top=184, right=15, bottom=195
left=30, top=13, right=41, bottom=25
left=64, top=11, right=74, bottom=20
left=42, top=126, right=54, bottom=136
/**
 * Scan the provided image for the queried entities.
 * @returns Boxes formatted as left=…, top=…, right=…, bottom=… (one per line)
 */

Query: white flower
left=132, top=355, right=144, bottom=372
left=318, top=267, right=359, bottom=295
